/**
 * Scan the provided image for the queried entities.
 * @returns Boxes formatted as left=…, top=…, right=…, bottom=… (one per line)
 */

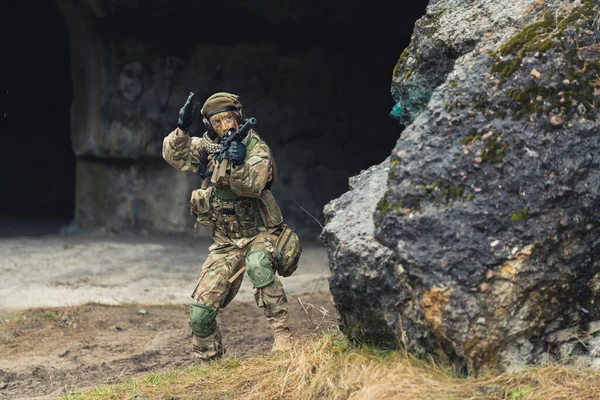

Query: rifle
left=209, top=117, right=257, bottom=185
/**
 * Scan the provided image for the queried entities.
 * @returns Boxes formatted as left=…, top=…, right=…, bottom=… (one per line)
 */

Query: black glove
left=177, top=92, right=201, bottom=131
left=227, top=141, right=247, bottom=166
left=198, top=165, right=212, bottom=180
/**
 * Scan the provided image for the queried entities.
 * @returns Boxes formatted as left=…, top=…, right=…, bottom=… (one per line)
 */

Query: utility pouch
left=258, top=190, right=283, bottom=227
left=190, top=187, right=214, bottom=228
left=275, top=224, right=302, bottom=277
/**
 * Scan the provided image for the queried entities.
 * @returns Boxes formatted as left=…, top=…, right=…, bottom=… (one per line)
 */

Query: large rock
left=323, top=0, right=600, bottom=375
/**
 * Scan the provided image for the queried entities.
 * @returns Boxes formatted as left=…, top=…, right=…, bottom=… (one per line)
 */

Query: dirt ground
left=0, top=231, right=336, bottom=400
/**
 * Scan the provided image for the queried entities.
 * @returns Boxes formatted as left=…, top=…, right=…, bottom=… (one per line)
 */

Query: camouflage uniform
left=162, top=93, right=299, bottom=360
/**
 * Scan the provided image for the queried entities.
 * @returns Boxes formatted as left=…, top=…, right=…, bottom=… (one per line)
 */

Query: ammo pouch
left=191, top=180, right=286, bottom=239
left=209, top=187, right=285, bottom=239
left=210, top=194, right=263, bottom=239
left=257, top=190, right=283, bottom=228
left=275, top=224, right=302, bottom=277
left=190, top=187, right=214, bottom=228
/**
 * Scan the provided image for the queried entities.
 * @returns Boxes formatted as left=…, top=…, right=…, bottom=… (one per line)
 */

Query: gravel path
left=0, top=231, right=331, bottom=314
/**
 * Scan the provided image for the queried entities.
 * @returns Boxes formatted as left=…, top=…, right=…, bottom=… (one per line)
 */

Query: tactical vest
left=209, top=135, right=281, bottom=239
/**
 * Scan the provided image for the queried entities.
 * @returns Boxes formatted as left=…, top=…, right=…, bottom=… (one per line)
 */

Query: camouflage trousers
left=191, top=229, right=288, bottom=360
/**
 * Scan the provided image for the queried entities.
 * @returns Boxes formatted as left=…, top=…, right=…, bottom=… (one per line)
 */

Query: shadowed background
left=0, top=0, right=429, bottom=239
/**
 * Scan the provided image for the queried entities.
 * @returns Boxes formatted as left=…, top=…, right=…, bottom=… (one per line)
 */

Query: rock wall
left=323, top=0, right=600, bottom=375
left=54, top=0, right=408, bottom=238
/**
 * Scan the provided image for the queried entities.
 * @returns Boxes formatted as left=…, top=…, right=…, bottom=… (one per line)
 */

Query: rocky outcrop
left=323, top=0, right=600, bottom=375
left=321, top=159, right=453, bottom=360
left=320, top=160, right=399, bottom=343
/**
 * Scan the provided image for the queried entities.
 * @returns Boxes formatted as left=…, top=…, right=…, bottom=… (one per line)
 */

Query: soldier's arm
left=229, top=141, right=272, bottom=198
left=162, top=128, right=204, bottom=173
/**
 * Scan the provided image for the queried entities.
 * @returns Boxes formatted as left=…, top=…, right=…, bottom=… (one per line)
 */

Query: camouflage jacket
left=162, top=128, right=282, bottom=247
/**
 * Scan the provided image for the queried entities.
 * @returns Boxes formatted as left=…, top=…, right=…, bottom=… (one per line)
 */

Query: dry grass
left=590, top=75, right=600, bottom=87
left=60, top=332, right=600, bottom=400
left=473, top=364, right=600, bottom=400
left=220, top=334, right=462, bottom=400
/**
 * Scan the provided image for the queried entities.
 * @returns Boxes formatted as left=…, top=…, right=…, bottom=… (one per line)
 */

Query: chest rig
left=209, top=135, right=266, bottom=239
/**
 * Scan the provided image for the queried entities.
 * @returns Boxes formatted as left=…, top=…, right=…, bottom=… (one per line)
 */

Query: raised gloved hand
left=227, top=141, right=246, bottom=166
left=177, top=92, right=201, bottom=131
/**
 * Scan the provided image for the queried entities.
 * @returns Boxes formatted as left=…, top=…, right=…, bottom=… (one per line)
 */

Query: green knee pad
left=245, top=250, right=275, bottom=288
left=189, top=303, right=218, bottom=337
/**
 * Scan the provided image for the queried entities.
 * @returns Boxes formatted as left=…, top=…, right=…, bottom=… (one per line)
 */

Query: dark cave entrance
left=180, top=2, right=432, bottom=179
left=145, top=1, right=432, bottom=230
left=1, top=1, right=74, bottom=236
left=106, top=1, right=430, bottom=181
left=0, top=1, right=430, bottom=237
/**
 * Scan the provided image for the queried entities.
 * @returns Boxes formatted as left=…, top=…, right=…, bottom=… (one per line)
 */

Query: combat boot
left=269, top=312, right=292, bottom=352
left=192, top=327, right=225, bottom=361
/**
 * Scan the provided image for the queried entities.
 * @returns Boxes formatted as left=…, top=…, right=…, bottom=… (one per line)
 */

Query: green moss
left=390, top=159, right=400, bottom=167
left=490, top=3, right=595, bottom=85
left=449, top=80, right=457, bottom=87
left=404, top=67, right=414, bottom=80
left=376, top=198, right=390, bottom=214
left=481, top=131, right=508, bottom=163
left=509, top=84, right=553, bottom=120
left=493, top=109, right=507, bottom=119
left=422, top=182, right=467, bottom=206
left=489, top=11, right=556, bottom=80
left=471, top=93, right=488, bottom=111
left=508, top=70, right=595, bottom=120
left=392, top=200, right=404, bottom=212
left=461, top=129, right=481, bottom=145
left=466, top=193, right=474, bottom=201
left=415, top=5, right=444, bottom=39
left=511, top=207, right=529, bottom=223
left=376, top=196, right=404, bottom=214
left=393, top=48, right=409, bottom=78
left=399, top=47, right=409, bottom=61
left=443, top=186, right=464, bottom=198
left=461, top=134, right=475, bottom=145
left=423, top=182, right=439, bottom=193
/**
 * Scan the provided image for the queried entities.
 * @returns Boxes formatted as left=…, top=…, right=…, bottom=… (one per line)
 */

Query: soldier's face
left=209, top=111, right=239, bottom=137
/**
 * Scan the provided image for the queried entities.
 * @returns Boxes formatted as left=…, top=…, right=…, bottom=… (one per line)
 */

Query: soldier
left=162, top=92, right=301, bottom=361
